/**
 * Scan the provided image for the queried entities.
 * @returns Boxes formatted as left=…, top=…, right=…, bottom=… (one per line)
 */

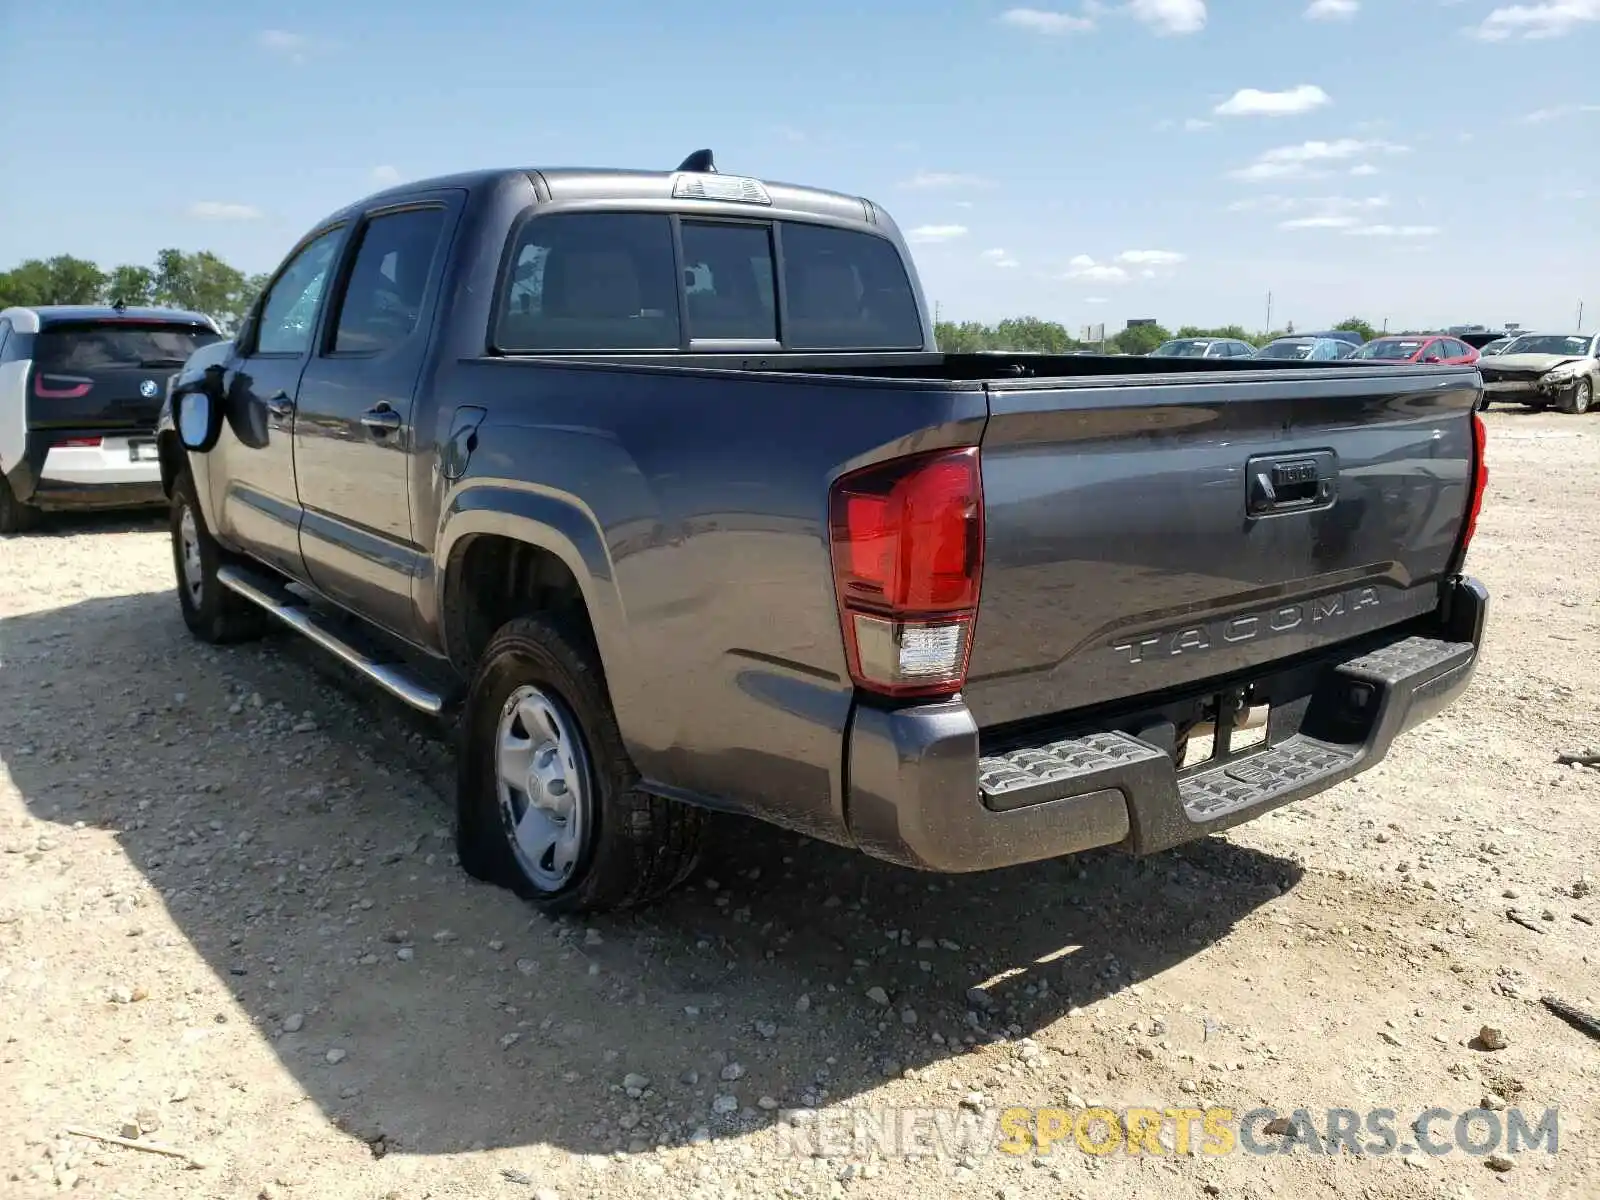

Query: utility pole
left=1578, top=299, right=1585, bottom=331
left=1265, top=291, right=1273, bottom=335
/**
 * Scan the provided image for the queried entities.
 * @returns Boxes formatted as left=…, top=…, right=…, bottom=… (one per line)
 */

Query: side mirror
left=176, top=385, right=225, bottom=452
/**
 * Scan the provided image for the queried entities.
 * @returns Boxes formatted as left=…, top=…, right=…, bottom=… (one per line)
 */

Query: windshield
left=1353, top=338, right=1425, bottom=360
left=33, top=321, right=221, bottom=371
left=1481, top=339, right=1510, bottom=355
left=1151, top=339, right=1212, bottom=358
left=1503, top=334, right=1592, bottom=357
left=1258, top=339, right=1315, bottom=360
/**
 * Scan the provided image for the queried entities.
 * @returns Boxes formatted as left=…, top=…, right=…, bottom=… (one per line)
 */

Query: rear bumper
left=843, top=575, right=1488, bottom=873
left=5, top=432, right=165, bottom=510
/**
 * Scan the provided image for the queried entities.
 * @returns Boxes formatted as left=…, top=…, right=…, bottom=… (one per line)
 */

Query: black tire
left=1557, top=378, right=1592, bottom=416
left=456, top=615, right=705, bottom=915
left=170, top=465, right=268, bottom=643
left=0, top=474, right=38, bottom=535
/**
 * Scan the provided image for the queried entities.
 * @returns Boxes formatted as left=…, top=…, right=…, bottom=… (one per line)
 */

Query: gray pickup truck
left=157, top=151, right=1491, bottom=914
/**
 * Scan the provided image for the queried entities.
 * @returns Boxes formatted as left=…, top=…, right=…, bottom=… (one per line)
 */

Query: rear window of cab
left=495, top=212, right=924, bottom=354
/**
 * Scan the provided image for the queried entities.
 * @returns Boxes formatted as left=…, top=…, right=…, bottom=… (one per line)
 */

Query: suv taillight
left=827, top=447, right=984, bottom=699
left=1460, top=411, right=1488, bottom=558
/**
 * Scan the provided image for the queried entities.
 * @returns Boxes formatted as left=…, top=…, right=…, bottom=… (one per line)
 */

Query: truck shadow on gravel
left=1, top=590, right=1302, bottom=1161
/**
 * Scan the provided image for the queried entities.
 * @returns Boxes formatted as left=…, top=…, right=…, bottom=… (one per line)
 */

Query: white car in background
left=0, top=304, right=223, bottom=532
left=1476, top=332, right=1600, bottom=414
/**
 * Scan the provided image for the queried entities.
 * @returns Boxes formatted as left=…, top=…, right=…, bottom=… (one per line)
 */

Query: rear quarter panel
left=427, top=358, right=986, bottom=841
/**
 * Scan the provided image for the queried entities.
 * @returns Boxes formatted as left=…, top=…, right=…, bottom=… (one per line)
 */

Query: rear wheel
left=0, top=474, right=38, bottom=535
left=456, top=615, right=705, bottom=915
left=170, top=465, right=268, bottom=643
left=1557, top=378, right=1592, bottom=415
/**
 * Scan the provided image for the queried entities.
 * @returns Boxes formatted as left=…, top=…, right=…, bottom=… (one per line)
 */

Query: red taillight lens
left=1460, top=411, right=1487, bottom=558
left=828, top=447, right=984, bottom=698
left=33, top=374, right=93, bottom=399
left=54, top=437, right=103, bottom=448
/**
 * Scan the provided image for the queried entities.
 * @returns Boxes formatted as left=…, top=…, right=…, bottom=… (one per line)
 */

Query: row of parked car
left=1150, top=329, right=1600, bottom=414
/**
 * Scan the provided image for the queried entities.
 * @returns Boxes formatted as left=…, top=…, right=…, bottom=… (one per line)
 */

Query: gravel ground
left=2, top=406, right=1597, bottom=1200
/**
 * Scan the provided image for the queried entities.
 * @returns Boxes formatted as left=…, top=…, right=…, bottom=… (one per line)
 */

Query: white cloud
left=1520, top=102, right=1600, bottom=122
left=1350, top=163, right=1380, bottom=176
left=1305, top=0, right=1359, bottom=19
left=1471, top=0, right=1600, bottom=41
left=982, top=248, right=1021, bottom=268
left=1229, top=138, right=1408, bottom=182
left=370, top=165, right=402, bottom=185
left=1215, top=85, right=1332, bottom=117
left=1280, top=215, right=1362, bottom=229
left=1127, top=0, right=1207, bottom=34
left=1184, top=118, right=1214, bottom=131
left=1235, top=194, right=1390, bottom=226
left=1064, top=256, right=1131, bottom=282
left=908, top=225, right=969, bottom=244
left=1000, top=7, right=1095, bottom=34
left=187, top=202, right=262, bottom=220
left=900, top=171, right=995, bottom=189
left=257, top=29, right=318, bottom=63
left=1116, top=249, right=1186, bottom=265
left=1344, top=224, right=1441, bottom=237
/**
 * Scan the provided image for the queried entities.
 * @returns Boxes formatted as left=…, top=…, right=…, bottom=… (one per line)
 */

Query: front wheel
left=1557, top=378, right=1592, bottom=415
left=456, top=616, right=705, bottom=915
left=170, top=465, right=268, bottom=643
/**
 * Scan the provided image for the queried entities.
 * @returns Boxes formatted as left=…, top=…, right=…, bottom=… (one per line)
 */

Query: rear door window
left=779, top=221, right=923, bottom=350
left=332, top=207, right=449, bottom=353
left=32, top=322, right=221, bottom=372
left=681, top=222, right=777, bottom=342
left=498, top=213, right=681, bottom=352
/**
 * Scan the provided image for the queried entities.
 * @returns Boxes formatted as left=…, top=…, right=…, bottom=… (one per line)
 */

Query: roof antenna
left=111, top=297, right=127, bottom=312
left=676, top=148, right=716, bottom=174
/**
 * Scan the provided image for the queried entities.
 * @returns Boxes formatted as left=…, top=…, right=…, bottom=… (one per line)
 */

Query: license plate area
left=1175, top=687, right=1270, bottom=771
left=129, top=439, right=158, bottom=462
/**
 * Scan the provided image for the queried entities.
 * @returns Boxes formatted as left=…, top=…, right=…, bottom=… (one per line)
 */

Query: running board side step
left=215, top=565, right=447, bottom=716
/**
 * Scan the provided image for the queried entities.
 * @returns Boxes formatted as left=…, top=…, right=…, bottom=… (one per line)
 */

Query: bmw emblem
left=139, top=379, right=160, bottom=398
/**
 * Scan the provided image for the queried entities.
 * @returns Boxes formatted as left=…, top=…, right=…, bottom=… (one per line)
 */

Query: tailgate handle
left=1248, top=454, right=1335, bottom=516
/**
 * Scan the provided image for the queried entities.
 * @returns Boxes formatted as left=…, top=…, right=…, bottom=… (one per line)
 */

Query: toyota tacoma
left=155, top=151, right=1491, bottom=914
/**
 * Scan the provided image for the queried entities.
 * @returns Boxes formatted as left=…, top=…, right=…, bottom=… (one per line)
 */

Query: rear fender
left=434, top=480, right=636, bottom=711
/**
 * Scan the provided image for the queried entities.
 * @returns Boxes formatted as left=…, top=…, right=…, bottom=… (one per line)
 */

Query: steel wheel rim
left=495, top=684, right=592, bottom=892
left=178, top=505, right=204, bottom=607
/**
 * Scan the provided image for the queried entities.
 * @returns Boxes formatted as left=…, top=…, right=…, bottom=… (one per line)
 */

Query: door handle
left=360, top=405, right=402, bottom=435
left=1246, top=452, right=1337, bottom=516
left=265, top=391, right=294, bottom=420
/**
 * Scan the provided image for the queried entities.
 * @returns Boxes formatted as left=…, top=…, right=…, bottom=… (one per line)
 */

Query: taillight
left=1460, top=411, right=1487, bottom=557
left=55, top=436, right=103, bottom=448
left=33, top=374, right=92, bottom=399
left=827, top=446, right=984, bottom=698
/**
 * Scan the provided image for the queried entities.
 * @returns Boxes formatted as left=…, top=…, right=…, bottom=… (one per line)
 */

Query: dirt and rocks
left=1, top=406, right=1597, bottom=1200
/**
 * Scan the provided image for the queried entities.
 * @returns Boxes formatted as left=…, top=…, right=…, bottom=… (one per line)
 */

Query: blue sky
left=2, top=0, right=1596, bottom=333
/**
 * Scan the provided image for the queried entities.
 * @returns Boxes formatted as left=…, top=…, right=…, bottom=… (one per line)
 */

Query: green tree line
left=0, top=252, right=270, bottom=332
left=934, top=316, right=1382, bottom=355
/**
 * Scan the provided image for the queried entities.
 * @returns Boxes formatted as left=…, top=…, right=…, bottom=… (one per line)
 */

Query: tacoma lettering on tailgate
left=1112, top=587, right=1381, bottom=665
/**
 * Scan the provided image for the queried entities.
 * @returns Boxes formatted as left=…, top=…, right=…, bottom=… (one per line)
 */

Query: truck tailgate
left=964, top=365, right=1479, bottom=729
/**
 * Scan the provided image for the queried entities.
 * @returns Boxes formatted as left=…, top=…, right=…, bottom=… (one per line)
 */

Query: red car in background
left=1350, top=334, right=1479, bottom=365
